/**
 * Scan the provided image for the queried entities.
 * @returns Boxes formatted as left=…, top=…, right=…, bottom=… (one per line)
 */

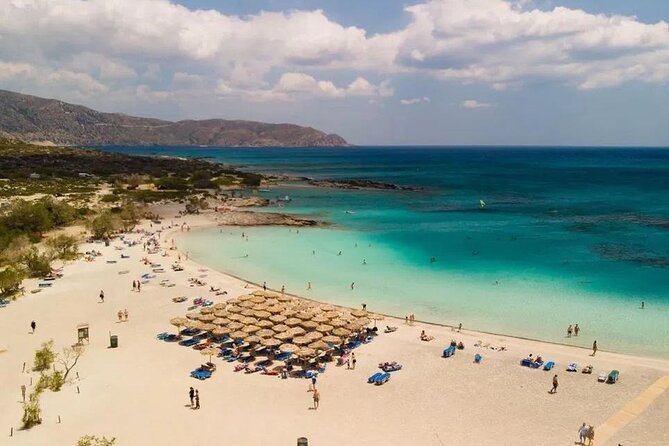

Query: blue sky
left=1, top=0, right=669, bottom=145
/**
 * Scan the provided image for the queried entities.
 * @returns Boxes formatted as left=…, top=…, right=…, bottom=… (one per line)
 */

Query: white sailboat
left=479, top=199, right=486, bottom=209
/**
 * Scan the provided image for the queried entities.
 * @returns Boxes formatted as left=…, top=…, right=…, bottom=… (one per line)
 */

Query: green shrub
left=49, top=370, right=64, bottom=391
left=240, top=173, right=263, bottom=187
left=88, top=212, right=120, bottom=239
left=21, top=392, right=42, bottom=429
left=77, top=435, right=116, bottom=446
left=46, top=234, right=79, bottom=261
left=33, top=340, right=55, bottom=372
left=22, top=247, right=52, bottom=278
left=154, top=175, right=189, bottom=190
left=0, top=266, right=25, bottom=297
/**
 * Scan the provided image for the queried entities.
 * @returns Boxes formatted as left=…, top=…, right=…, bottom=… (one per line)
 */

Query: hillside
left=0, top=90, right=348, bottom=147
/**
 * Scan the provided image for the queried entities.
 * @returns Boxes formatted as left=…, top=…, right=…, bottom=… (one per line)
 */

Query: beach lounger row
left=443, top=345, right=456, bottom=358
left=367, top=372, right=391, bottom=385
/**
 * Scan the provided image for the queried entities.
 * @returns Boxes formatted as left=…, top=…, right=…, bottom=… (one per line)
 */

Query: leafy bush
left=21, top=392, right=42, bottom=429
left=154, top=175, right=189, bottom=190
left=46, top=234, right=79, bottom=261
left=88, top=212, right=121, bottom=239
left=22, top=247, right=52, bottom=278
left=77, top=435, right=116, bottom=446
left=1, top=200, right=52, bottom=234
left=240, top=173, right=263, bottom=187
left=49, top=370, right=64, bottom=391
left=33, top=340, right=56, bottom=372
left=0, top=266, right=25, bottom=296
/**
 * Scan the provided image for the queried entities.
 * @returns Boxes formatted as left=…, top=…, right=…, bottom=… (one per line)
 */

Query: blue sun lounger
left=543, top=361, right=555, bottom=371
left=190, top=369, right=212, bottom=380
left=474, top=354, right=482, bottom=363
left=179, top=338, right=199, bottom=347
left=443, top=346, right=456, bottom=358
left=374, top=372, right=391, bottom=385
left=368, top=372, right=383, bottom=383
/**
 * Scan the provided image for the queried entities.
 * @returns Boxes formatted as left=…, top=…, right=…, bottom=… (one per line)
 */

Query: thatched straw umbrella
left=170, top=317, right=188, bottom=337
left=351, top=309, right=368, bottom=318
left=296, top=312, right=314, bottom=321
left=279, top=343, right=299, bottom=353
left=239, top=300, right=255, bottom=308
left=228, top=305, right=244, bottom=314
left=324, top=311, right=340, bottom=319
left=321, top=335, right=342, bottom=344
left=241, top=309, right=256, bottom=317
left=273, top=324, right=290, bottom=333
left=197, top=313, right=215, bottom=322
left=266, top=305, right=284, bottom=314
left=230, top=330, right=247, bottom=340
left=228, top=313, right=243, bottom=322
left=262, top=337, right=281, bottom=347
left=256, top=329, right=275, bottom=338
left=238, top=294, right=254, bottom=301
left=201, top=323, right=217, bottom=332
left=329, top=319, right=348, bottom=328
left=292, top=337, right=311, bottom=346
left=289, top=326, right=306, bottom=336
left=312, top=315, right=330, bottom=324
left=245, top=335, right=262, bottom=344
left=225, top=297, right=240, bottom=305
left=241, top=317, right=259, bottom=325
left=201, top=307, right=215, bottom=314
left=214, top=310, right=229, bottom=318
left=265, top=298, right=280, bottom=306
left=276, top=294, right=292, bottom=302
left=185, top=320, right=202, bottom=330
left=269, top=314, right=287, bottom=323
left=301, top=320, right=318, bottom=330
left=242, top=325, right=260, bottom=334
left=213, top=318, right=229, bottom=326
left=228, top=321, right=244, bottom=331
left=257, top=320, right=274, bottom=328
left=315, top=324, right=334, bottom=333
left=275, top=331, right=293, bottom=341
left=332, top=327, right=352, bottom=337
left=201, top=347, right=219, bottom=363
left=213, top=302, right=227, bottom=310
left=305, top=331, right=323, bottom=341
left=212, top=327, right=230, bottom=337
left=250, top=295, right=266, bottom=304
left=254, top=310, right=272, bottom=319
left=284, top=318, right=301, bottom=327
left=308, top=340, right=329, bottom=351
left=296, top=347, right=316, bottom=358
left=186, top=312, right=199, bottom=320
left=252, top=303, right=268, bottom=311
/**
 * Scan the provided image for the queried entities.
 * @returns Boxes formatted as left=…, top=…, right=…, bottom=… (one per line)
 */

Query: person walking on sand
left=124, top=308, right=129, bottom=321
left=574, top=324, right=580, bottom=337
left=458, top=322, right=462, bottom=333
left=578, top=423, right=589, bottom=444
left=99, top=290, right=105, bottom=303
left=592, top=340, right=597, bottom=356
left=132, top=280, right=136, bottom=291
left=550, top=374, right=559, bottom=394
left=189, top=387, right=195, bottom=408
left=117, top=310, right=123, bottom=322
left=567, top=324, right=573, bottom=338
left=351, top=352, right=357, bottom=370
left=194, top=389, right=200, bottom=409
left=263, top=281, right=266, bottom=291
left=312, top=389, right=320, bottom=409
left=350, top=282, right=355, bottom=290
left=30, top=320, right=36, bottom=334
left=586, top=425, right=595, bottom=445
left=281, top=285, right=285, bottom=295
left=311, top=376, right=317, bottom=391
left=137, top=281, right=141, bottom=292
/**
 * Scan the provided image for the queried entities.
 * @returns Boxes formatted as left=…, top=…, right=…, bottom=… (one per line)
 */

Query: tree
left=33, top=340, right=56, bottom=372
left=0, top=266, right=24, bottom=297
left=46, top=234, right=79, bottom=261
left=22, top=247, right=52, bottom=278
left=39, top=197, right=77, bottom=227
left=1, top=200, right=53, bottom=235
left=118, top=201, right=143, bottom=231
left=77, top=435, right=116, bottom=446
left=0, top=235, right=31, bottom=264
left=88, top=212, right=120, bottom=239
left=59, top=345, right=85, bottom=382
left=125, top=174, right=143, bottom=190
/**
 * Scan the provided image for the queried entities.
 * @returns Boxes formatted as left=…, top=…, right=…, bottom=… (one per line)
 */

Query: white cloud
left=400, top=96, right=430, bottom=105
left=1, top=0, right=669, bottom=109
left=461, top=99, right=492, bottom=109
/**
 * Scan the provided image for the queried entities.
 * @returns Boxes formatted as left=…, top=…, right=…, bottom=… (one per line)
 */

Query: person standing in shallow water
left=574, top=324, right=580, bottom=337
left=567, top=325, right=573, bottom=338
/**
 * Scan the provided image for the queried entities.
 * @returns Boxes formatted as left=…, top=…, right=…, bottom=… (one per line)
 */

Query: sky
left=1, top=0, right=669, bottom=145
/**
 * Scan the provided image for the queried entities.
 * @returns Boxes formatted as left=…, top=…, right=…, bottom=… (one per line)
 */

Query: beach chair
left=179, top=338, right=199, bottom=347
left=529, top=360, right=543, bottom=369
left=606, top=370, right=619, bottom=384
left=474, top=354, right=482, bottom=364
left=582, top=365, right=593, bottom=374
left=443, top=346, right=456, bottom=358
left=368, top=372, right=384, bottom=383
left=543, top=361, right=555, bottom=371
left=597, top=372, right=608, bottom=382
left=566, top=363, right=578, bottom=372
left=190, top=369, right=211, bottom=380
left=374, top=372, right=391, bottom=385
left=156, top=332, right=170, bottom=340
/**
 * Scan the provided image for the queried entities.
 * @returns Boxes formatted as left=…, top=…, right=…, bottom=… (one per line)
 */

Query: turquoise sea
left=100, top=146, right=669, bottom=357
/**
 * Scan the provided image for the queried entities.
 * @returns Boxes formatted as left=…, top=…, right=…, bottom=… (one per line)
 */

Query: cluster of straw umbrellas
left=170, top=290, right=383, bottom=360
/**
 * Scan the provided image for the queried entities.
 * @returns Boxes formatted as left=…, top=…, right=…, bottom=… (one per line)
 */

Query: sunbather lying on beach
left=385, top=326, right=398, bottom=333
left=420, top=330, right=434, bottom=341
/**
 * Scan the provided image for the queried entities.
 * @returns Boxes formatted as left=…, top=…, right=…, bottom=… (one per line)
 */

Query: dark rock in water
left=592, top=243, right=669, bottom=269
left=306, top=178, right=422, bottom=191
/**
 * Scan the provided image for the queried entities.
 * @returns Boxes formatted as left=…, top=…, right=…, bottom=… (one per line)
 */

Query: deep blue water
left=97, top=146, right=669, bottom=355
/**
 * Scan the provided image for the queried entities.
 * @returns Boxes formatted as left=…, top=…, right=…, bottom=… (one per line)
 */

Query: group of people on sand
left=405, top=314, right=416, bottom=325
left=188, top=387, right=200, bottom=409
left=578, top=422, right=595, bottom=445
left=117, top=309, right=129, bottom=322
left=131, top=280, right=142, bottom=292
left=567, top=324, right=580, bottom=338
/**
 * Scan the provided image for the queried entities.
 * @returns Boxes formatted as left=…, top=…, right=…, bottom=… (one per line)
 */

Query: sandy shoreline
left=1, top=209, right=667, bottom=445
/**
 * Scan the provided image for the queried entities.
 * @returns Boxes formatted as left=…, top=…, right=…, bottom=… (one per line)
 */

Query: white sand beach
left=1, top=212, right=668, bottom=446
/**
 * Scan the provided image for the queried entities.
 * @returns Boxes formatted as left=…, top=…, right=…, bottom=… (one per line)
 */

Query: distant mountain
left=0, top=90, right=349, bottom=147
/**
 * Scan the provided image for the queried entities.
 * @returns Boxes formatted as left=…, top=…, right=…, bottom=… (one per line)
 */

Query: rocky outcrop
left=0, top=90, right=349, bottom=147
